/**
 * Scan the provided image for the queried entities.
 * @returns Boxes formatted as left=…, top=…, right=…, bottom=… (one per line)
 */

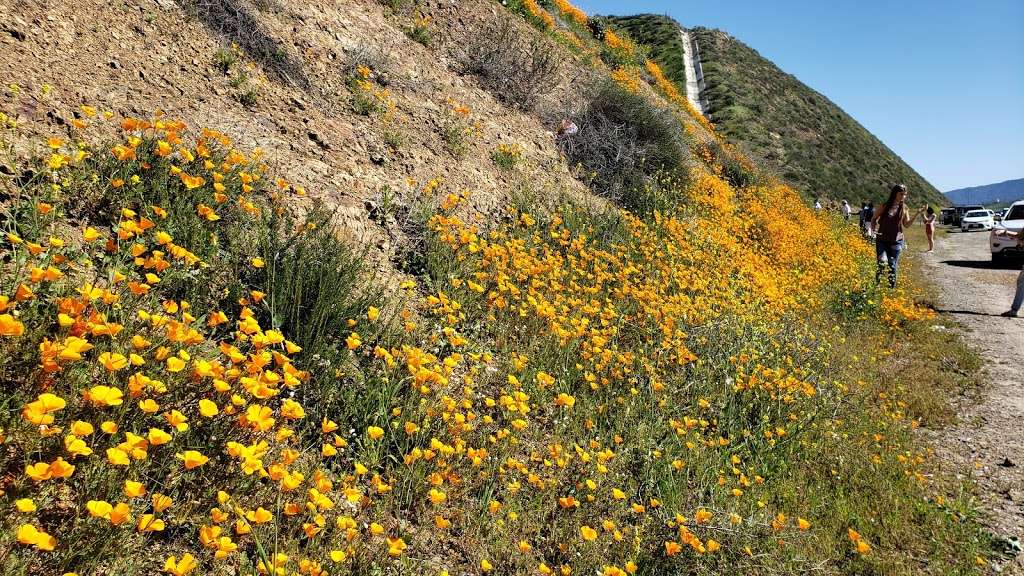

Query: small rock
left=109, top=60, right=121, bottom=69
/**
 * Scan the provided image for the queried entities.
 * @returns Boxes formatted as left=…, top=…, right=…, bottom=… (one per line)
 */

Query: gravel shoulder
left=919, top=227, right=1024, bottom=566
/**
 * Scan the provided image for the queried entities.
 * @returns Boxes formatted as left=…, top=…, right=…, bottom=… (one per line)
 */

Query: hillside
left=946, top=177, right=1024, bottom=206
left=0, top=1, right=993, bottom=575
left=607, top=15, right=942, bottom=206
left=693, top=26, right=945, bottom=205
left=602, top=14, right=687, bottom=92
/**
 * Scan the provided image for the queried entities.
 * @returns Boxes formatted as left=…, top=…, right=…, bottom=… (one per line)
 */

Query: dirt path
left=919, top=228, right=1024, bottom=566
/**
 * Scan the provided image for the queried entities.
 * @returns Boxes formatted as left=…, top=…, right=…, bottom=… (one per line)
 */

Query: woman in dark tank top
left=871, top=184, right=925, bottom=288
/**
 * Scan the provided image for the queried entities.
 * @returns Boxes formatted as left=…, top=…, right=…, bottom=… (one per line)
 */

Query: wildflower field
left=0, top=0, right=993, bottom=575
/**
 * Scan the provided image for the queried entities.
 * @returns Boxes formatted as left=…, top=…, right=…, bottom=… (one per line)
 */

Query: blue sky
left=575, top=0, right=1024, bottom=191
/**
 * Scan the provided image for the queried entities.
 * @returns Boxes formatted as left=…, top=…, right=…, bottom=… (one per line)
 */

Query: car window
left=965, top=211, right=986, bottom=218
left=1006, top=205, right=1024, bottom=221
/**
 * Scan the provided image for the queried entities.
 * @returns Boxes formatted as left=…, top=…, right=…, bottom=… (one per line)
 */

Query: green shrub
left=248, top=204, right=392, bottom=430
left=237, top=87, right=260, bottom=108
left=407, top=14, right=432, bottom=46
left=491, top=143, right=523, bottom=170
left=214, top=46, right=237, bottom=73
left=558, top=79, right=689, bottom=213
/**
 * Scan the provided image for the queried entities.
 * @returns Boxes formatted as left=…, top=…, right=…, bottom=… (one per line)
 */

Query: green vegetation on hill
left=692, top=27, right=944, bottom=206
left=608, top=14, right=943, bottom=206
left=603, top=14, right=687, bottom=93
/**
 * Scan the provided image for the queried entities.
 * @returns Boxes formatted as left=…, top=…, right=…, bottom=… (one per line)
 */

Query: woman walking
left=871, top=184, right=925, bottom=288
left=922, top=206, right=937, bottom=252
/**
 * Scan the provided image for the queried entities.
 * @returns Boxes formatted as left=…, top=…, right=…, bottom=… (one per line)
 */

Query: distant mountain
left=945, top=178, right=1024, bottom=206
left=605, top=15, right=945, bottom=206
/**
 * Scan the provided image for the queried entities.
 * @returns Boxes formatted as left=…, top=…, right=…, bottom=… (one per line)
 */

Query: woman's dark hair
left=926, top=205, right=934, bottom=216
left=882, top=184, right=907, bottom=212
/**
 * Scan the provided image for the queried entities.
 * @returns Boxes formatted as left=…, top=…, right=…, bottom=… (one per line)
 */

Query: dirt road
left=919, top=228, right=1024, bottom=565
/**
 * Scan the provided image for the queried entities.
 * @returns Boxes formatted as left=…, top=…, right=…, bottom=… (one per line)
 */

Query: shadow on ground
left=940, top=259, right=1022, bottom=271
left=176, top=0, right=311, bottom=91
left=933, top=308, right=1013, bottom=318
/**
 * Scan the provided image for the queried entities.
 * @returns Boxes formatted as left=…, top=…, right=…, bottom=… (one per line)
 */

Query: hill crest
left=606, top=15, right=944, bottom=206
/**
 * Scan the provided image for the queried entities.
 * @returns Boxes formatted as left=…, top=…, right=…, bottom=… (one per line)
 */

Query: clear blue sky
left=575, top=0, right=1024, bottom=191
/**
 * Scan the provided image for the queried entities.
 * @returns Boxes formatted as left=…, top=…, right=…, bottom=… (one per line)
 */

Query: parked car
left=952, top=204, right=985, bottom=227
left=995, top=208, right=1009, bottom=221
left=940, top=207, right=956, bottom=226
left=961, top=209, right=994, bottom=231
left=991, top=201, right=1024, bottom=262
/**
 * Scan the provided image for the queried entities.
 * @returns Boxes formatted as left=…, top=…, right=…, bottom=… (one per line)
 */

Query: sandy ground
left=920, top=228, right=1024, bottom=569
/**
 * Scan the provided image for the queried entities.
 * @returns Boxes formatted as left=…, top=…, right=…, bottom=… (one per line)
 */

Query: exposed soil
left=920, top=228, right=1024, bottom=571
left=0, top=0, right=601, bottom=282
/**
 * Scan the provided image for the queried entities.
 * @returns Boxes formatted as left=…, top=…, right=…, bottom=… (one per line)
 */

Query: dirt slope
left=0, top=0, right=593, bottom=274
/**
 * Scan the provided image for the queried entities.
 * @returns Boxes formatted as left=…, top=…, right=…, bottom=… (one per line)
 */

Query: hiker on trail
left=922, top=206, right=937, bottom=252
left=870, top=184, right=925, bottom=288
left=814, top=198, right=822, bottom=211
left=862, top=202, right=875, bottom=237
left=993, top=228, right=1024, bottom=318
left=841, top=199, right=852, bottom=221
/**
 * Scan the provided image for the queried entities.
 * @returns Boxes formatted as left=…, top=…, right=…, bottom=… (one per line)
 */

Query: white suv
left=991, top=201, right=1024, bottom=262
left=961, top=209, right=994, bottom=232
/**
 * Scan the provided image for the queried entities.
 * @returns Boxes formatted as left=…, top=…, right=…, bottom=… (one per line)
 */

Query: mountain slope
left=609, top=15, right=943, bottom=206
left=946, top=177, right=1024, bottom=206
left=602, top=14, right=687, bottom=93
left=692, top=26, right=944, bottom=205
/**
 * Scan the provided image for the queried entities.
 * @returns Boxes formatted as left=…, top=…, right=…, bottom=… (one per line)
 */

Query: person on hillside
left=858, top=202, right=868, bottom=231
left=841, top=199, right=852, bottom=221
left=863, top=202, right=875, bottom=237
left=994, top=228, right=1024, bottom=318
left=813, top=198, right=822, bottom=211
left=870, top=184, right=926, bottom=288
left=922, top=206, right=937, bottom=252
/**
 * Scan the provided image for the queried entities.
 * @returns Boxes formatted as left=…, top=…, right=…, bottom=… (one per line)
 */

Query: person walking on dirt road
left=994, top=228, right=1024, bottom=318
left=922, top=206, right=937, bottom=252
left=871, top=184, right=925, bottom=288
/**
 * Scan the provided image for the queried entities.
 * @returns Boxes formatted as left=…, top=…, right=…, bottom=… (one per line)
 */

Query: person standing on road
left=871, top=184, right=925, bottom=288
left=994, top=229, right=1024, bottom=318
left=922, top=206, right=937, bottom=252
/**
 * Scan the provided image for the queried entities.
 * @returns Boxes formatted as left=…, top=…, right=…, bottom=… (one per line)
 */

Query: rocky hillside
left=0, top=1, right=992, bottom=575
left=608, top=14, right=943, bottom=206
